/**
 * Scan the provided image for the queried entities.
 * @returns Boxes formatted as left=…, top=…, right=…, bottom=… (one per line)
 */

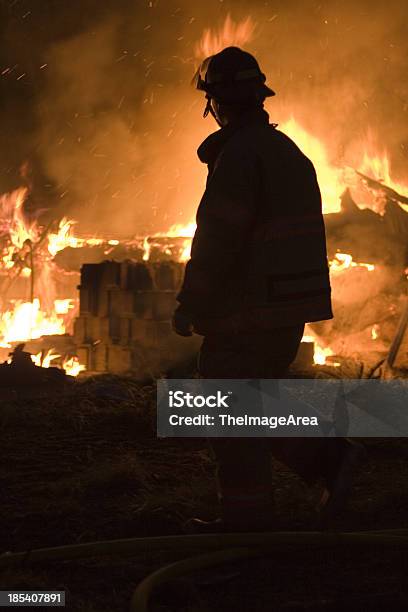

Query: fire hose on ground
left=2, top=529, right=408, bottom=611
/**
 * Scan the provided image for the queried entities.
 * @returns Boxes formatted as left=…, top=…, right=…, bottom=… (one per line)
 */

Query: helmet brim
left=195, top=75, right=275, bottom=98
left=262, top=84, right=275, bottom=97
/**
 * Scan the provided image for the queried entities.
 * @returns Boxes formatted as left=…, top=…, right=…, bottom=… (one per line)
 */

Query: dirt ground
left=1, top=373, right=408, bottom=611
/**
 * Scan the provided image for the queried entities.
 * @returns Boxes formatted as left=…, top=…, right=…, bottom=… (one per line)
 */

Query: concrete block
left=120, top=318, right=132, bottom=345
left=107, top=290, right=135, bottom=317
left=130, top=319, right=159, bottom=347
left=120, top=261, right=129, bottom=290
left=126, top=262, right=153, bottom=290
left=132, top=291, right=155, bottom=319
left=108, top=315, right=121, bottom=342
left=81, top=263, right=102, bottom=288
left=100, top=261, right=121, bottom=288
left=79, top=287, right=97, bottom=316
left=77, top=346, right=89, bottom=369
left=74, top=316, right=111, bottom=344
left=152, top=262, right=176, bottom=290
left=151, top=291, right=177, bottom=321
left=93, top=343, right=108, bottom=372
left=74, top=317, right=87, bottom=344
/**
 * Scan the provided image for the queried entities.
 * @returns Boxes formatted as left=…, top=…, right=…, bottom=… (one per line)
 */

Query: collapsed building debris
left=325, top=189, right=408, bottom=266
left=308, top=185, right=408, bottom=370
left=0, top=343, right=66, bottom=387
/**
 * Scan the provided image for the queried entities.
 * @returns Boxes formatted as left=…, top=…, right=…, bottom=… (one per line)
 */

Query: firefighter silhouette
left=173, top=47, right=364, bottom=532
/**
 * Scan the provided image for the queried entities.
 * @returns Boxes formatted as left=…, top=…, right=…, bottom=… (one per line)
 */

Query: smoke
left=1, top=0, right=408, bottom=234
left=33, top=2, right=222, bottom=234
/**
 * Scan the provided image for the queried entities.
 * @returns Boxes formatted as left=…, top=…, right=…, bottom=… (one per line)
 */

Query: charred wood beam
left=384, top=296, right=408, bottom=372
left=355, top=170, right=408, bottom=206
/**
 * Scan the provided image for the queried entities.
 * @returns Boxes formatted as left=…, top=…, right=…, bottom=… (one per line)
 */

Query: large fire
left=1, top=117, right=406, bottom=372
left=280, top=118, right=408, bottom=215
left=1, top=12, right=407, bottom=374
left=0, top=188, right=83, bottom=375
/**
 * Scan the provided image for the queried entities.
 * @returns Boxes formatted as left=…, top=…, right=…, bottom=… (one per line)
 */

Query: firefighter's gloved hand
left=172, top=307, right=193, bottom=337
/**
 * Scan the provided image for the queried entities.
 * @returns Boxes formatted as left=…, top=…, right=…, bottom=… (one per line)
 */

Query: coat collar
left=197, top=108, right=271, bottom=166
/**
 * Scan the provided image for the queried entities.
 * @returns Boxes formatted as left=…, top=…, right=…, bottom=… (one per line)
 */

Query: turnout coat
left=177, top=108, right=333, bottom=334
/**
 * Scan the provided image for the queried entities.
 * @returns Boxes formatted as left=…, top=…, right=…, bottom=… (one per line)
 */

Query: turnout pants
left=198, top=326, right=346, bottom=529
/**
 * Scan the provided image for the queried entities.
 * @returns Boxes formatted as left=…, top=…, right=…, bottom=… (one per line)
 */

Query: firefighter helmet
left=195, top=46, right=275, bottom=104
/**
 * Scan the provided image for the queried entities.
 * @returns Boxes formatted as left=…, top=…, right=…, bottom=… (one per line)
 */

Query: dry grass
left=1, top=374, right=408, bottom=610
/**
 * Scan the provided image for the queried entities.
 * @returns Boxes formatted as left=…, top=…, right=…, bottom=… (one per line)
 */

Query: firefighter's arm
left=176, top=140, right=259, bottom=318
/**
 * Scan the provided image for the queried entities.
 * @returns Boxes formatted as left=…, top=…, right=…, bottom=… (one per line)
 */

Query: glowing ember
left=54, top=299, right=75, bottom=315
left=371, top=324, right=379, bottom=340
left=62, top=355, right=86, bottom=377
left=142, top=236, right=151, bottom=262
left=302, top=330, right=339, bottom=366
left=313, top=344, right=336, bottom=366
left=329, top=252, right=375, bottom=273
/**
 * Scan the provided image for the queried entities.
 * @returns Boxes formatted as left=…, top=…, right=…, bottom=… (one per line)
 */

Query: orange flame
left=47, top=217, right=105, bottom=256
left=1, top=110, right=407, bottom=377
left=31, top=349, right=60, bottom=368
left=302, top=329, right=340, bottom=367
left=1, top=187, right=39, bottom=270
left=195, top=14, right=256, bottom=59
left=62, top=355, right=86, bottom=377
left=280, top=119, right=345, bottom=214
left=358, top=150, right=408, bottom=214
left=165, top=222, right=196, bottom=261
left=54, top=299, right=75, bottom=315
left=142, top=222, right=196, bottom=262
left=30, top=349, right=85, bottom=376
left=0, top=299, right=66, bottom=347
left=280, top=118, right=408, bottom=215
left=371, top=324, right=379, bottom=340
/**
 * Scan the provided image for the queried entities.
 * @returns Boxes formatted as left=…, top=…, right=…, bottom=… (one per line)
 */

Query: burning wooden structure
left=0, top=120, right=407, bottom=378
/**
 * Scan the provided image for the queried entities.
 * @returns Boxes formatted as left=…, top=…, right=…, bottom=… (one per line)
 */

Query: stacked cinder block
left=74, top=260, right=198, bottom=374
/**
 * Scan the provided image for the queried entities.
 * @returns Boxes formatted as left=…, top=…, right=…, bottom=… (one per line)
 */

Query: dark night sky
left=1, top=0, right=408, bottom=234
